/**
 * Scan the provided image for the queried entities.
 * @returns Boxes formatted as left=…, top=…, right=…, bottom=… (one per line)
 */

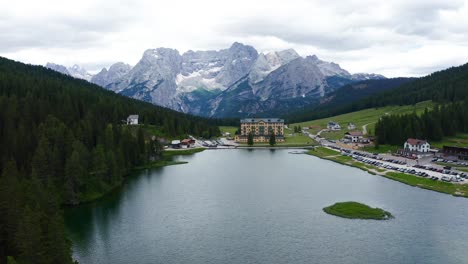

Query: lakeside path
left=306, top=147, right=468, bottom=198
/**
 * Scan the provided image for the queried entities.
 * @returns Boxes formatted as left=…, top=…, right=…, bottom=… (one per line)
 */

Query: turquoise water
left=65, top=149, right=468, bottom=264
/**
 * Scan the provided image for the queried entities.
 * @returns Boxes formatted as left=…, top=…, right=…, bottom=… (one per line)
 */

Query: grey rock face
left=215, top=42, right=258, bottom=87
left=46, top=63, right=70, bottom=75
left=249, top=49, right=300, bottom=84
left=351, top=73, right=386, bottom=80
left=108, top=48, right=183, bottom=108
left=68, top=64, right=93, bottom=81
left=45, top=63, right=93, bottom=81
left=101, top=43, right=385, bottom=117
left=91, top=62, right=132, bottom=87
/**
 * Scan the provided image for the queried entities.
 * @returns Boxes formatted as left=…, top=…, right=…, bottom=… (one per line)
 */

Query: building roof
left=181, top=139, right=191, bottom=144
left=346, top=131, right=363, bottom=137
left=406, top=138, right=428, bottom=145
left=240, top=118, right=284, bottom=124
left=128, top=115, right=139, bottom=119
left=171, top=140, right=181, bottom=144
left=328, top=121, right=339, bottom=126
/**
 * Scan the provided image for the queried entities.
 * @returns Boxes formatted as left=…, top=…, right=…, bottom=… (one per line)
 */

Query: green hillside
left=291, top=101, right=434, bottom=139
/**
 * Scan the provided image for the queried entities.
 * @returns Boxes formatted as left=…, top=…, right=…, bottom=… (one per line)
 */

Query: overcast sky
left=1, top=0, right=468, bottom=77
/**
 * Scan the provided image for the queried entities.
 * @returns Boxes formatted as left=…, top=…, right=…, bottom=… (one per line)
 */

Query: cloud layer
left=1, top=0, right=468, bottom=76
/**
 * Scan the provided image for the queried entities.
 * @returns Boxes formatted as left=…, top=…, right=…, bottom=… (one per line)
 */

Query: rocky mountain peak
left=45, top=62, right=70, bottom=75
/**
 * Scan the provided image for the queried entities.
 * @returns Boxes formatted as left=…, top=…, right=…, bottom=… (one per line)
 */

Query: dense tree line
left=286, top=62, right=468, bottom=123
left=0, top=57, right=220, bottom=263
left=375, top=101, right=468, bottom=146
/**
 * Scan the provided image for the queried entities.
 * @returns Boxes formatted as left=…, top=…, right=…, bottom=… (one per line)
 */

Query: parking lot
left=327, top=146, right=467, bottom=183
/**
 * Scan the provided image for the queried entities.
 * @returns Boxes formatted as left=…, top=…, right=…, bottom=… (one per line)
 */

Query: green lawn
left=283, top=133, right=316, bottom=145
left=306, top=147, right=340, bottom=157
left=163, top=148, right=205, bottom=158
left=306, top=146, right=468, bottom=198
left=319, top=131, right=345, bottom=140
left=430, top=133, right=468, bottom=149
left=384, top=172, right=468, bottom=197
left=291, top=101, right=434, bottom=140
left=220, top=126, right=238, bottom=136
left=323, top=202, right=392, bottom=220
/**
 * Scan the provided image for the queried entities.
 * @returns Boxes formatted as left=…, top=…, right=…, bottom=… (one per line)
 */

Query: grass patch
left=323, top=201, right=392, bottom=220
left=163, top=148, right=205, bottom=158
left=291, top=101, right=433, bottom=140
left=384, top=172, right=468, bottom=197
left=430, top=133, right=468, bottom=149
left=319, top=131, right=345, bottom=140
left=306, top=147, right=468, bottom=198
left=306, top=147, right=340, bottom=157
left=220, top=126, right=238, bottom=136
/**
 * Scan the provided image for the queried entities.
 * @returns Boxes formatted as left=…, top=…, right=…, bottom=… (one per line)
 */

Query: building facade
left=344, top=131, right=363, bottom=143
left=404, top=138, right=430, bottom=153
left=127, top=115, right=139, bottom=125
left=442, top=146, right=468, bottom=160
left=236, top=118, right=285, bottom=143
left=327, top=121, right=341, bottom=130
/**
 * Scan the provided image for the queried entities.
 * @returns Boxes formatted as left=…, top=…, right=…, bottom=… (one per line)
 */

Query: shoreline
left=306, top=147, right=468, bottom=198
left=66, top=148, right=205, bottom=206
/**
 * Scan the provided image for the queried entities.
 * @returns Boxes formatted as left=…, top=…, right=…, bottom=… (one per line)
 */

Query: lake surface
left=65, top=149, right=468, bottom=264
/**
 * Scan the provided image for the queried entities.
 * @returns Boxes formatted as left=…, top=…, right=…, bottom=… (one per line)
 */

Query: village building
left=347, top=123, right=356, bottom=130
left=404, top=138, right=431, bottom=153
left=327, top=121, right=341, bottom=131
left=171, top=140, right=181, bottom=149
left=442, top=146, right=468, bottom=160
left=181, top=139, right=195, bottom=148
left=235, top=118, right=285, bottom=143
left=344, top=131, right=363, bottom=143
left=127, top=115, right=139, bottom=125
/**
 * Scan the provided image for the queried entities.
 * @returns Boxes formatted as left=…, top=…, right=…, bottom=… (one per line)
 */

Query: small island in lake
left=323, top=202, right=393, bottom=220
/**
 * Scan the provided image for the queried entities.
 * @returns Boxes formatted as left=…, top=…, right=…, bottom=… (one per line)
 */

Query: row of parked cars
left=414, top=164, right=467, bottom=180
left=432, top=158, right=468, bottom=166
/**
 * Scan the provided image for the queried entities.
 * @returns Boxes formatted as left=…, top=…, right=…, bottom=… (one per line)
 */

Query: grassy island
left=323, top=201, right=393, bottom=220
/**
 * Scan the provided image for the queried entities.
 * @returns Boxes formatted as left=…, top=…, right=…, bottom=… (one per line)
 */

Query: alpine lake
left=65, top=149, right=468, bottom=264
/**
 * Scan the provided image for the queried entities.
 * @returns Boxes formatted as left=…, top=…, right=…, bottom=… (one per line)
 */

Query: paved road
left=362, top=123, right=373, bottom=135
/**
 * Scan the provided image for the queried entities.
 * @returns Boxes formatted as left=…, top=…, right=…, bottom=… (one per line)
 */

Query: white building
left=404, top=138, right=430, bottom=153
left=345, top=131, right=363, bottom=143
left=327, top=121, right=341, bottom=131
left=127, top=115, right=139, bottom=125
left=347, top=123, right=356, bottom=130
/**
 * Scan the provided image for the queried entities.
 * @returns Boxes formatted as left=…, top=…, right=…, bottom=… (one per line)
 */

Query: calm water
left=65, top=149, right=468, bottom=264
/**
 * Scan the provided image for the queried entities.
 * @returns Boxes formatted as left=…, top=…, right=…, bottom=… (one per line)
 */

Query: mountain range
left=46, top=42, right=385, bottom=117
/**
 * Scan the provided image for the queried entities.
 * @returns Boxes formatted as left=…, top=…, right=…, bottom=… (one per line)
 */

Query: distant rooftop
left=406, top=138, right=428, bottom=145
left=240, top=118, right=284, bottom=124
left=128, top=114, right=139, bottom=119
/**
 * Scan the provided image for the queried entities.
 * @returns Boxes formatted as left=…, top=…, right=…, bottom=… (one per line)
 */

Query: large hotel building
left=235, top=118, right=285, bottom=143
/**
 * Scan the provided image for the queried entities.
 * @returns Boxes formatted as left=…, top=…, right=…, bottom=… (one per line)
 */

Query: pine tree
left=269, top=132, right=276, bottom=146
left=64, top=151, right=84, bottom=204
left=15, top=206, right=43, bottom=264
left=247, top=132, right=254, bottom=146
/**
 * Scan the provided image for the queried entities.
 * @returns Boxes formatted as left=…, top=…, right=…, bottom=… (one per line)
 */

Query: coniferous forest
left=375, top=101, right=468, bottom=146
left=0, top=57, right=220, bottom=263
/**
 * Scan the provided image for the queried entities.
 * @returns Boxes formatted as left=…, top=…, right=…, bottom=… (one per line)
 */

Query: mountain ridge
left=45, top=43, right=385, bottom=117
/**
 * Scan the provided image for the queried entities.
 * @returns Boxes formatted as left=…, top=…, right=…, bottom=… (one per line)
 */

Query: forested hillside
left=287, top=62, right=468, bottom=123
left=0, top=57, right=220, bottom=264
left=375, top=102, right=468, bottom=146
